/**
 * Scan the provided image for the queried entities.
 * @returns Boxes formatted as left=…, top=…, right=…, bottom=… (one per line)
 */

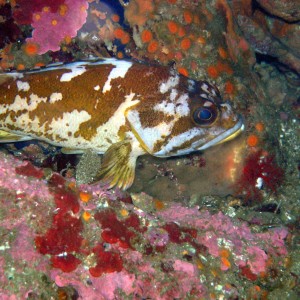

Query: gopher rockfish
left=0, top=58, right=244, bottom=189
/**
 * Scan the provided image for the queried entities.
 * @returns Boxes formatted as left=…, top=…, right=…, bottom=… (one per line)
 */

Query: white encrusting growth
left=102, top=60, right=132, bottom=93
left=94, top=85, right=100, bottom=91
left=49, top=92, right=63, bottom=103
left=255, top=177, right=263, bottom=189
left=16, top=80, right=30, bottom=92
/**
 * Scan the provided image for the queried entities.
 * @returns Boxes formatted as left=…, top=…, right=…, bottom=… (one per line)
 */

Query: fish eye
left=192, top=105, right=218, bottom=126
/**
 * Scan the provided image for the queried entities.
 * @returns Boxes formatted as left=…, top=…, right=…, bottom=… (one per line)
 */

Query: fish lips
left=195, top=115, right=245, bottom=151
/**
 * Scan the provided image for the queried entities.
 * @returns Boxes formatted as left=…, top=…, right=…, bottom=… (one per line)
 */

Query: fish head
left=126, top=76, right=244, bottom=157
left=182, top=80, right=245, bottom=152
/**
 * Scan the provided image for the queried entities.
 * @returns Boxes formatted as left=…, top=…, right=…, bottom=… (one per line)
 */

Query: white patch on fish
left=155, top=128, right=204, bottom=156
left=16, top=80, right=30, bottom=92
left=48, top=110, right=91, bottom=144
left=159, top=75, right=179, bottom=94
left=60, top=65, right=86, bottom=82
left=102, top=60, right=133, bottom=93
left=154, top=93, right=189, bottom=117
left=91, top=92, right=140, bottom=150
left=49, top=92, right=63, bottom=103
left=1, top=94, right=47, bottom=114
left=127, top=109, right=173, bottom=152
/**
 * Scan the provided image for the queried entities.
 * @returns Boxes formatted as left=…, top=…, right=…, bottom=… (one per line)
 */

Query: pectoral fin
left=96, top=139, right=141, bottom=190
left=0, top=130, right=33, bottom=143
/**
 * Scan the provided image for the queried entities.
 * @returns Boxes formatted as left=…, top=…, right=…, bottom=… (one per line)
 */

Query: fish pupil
left=199, top=108, right=212, bottom=120
left=192, top=106, right=217, bottom=126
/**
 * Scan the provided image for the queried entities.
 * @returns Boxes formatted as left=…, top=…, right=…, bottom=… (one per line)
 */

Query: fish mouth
left=196, top=116, right=245, bottom=151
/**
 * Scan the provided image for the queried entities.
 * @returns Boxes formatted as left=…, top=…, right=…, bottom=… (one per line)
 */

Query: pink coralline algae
left=13, top=0, right=66, bottom=25
left=157, top=204, right=288, bottom=275
left=0, top=152, right=52, bottom=201
left=0, top=152, right=291, bottom=299
left=25, top=0, right=89, bottom=54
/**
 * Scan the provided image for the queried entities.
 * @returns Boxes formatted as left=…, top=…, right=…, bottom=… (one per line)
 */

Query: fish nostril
left=220, top=102, right=234, bottom=111
left=220, top=104, right=229, bottom=113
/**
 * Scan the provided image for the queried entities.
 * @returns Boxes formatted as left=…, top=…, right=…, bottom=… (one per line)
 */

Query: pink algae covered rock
left=245, top=246, right=268, bottom=274
left=10, top=224, right=44, bottom=265
left=0, top=152, right=52, bottom=201
left=26, top=0, right=89, bottom=54
left=13, top=0, right=66, bottom=25
left=0, top=150, right=290, bottom=299
left=157, top=204, right=288, bottom=275
left=52, top=268, right=136, bottom=300
left=50, top=247, right=207, bottom=300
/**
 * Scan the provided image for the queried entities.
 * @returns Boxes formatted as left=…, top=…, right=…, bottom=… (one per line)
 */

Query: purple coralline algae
left=25, top=0, right=89, bottom=54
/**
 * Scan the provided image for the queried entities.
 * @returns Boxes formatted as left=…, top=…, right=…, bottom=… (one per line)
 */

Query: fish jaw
left=196, top=115, right=244, bottom=150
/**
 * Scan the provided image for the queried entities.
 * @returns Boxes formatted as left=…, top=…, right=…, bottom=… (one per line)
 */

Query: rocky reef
left=0, top=0, right=299, bottom=299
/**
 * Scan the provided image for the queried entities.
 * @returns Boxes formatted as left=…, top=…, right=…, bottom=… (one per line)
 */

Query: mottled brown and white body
left=0, top=58, right=244, bottom=189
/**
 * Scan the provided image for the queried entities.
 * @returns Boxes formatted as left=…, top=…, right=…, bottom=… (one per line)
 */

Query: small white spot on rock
left=255, top=177, right=263, bottom=189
